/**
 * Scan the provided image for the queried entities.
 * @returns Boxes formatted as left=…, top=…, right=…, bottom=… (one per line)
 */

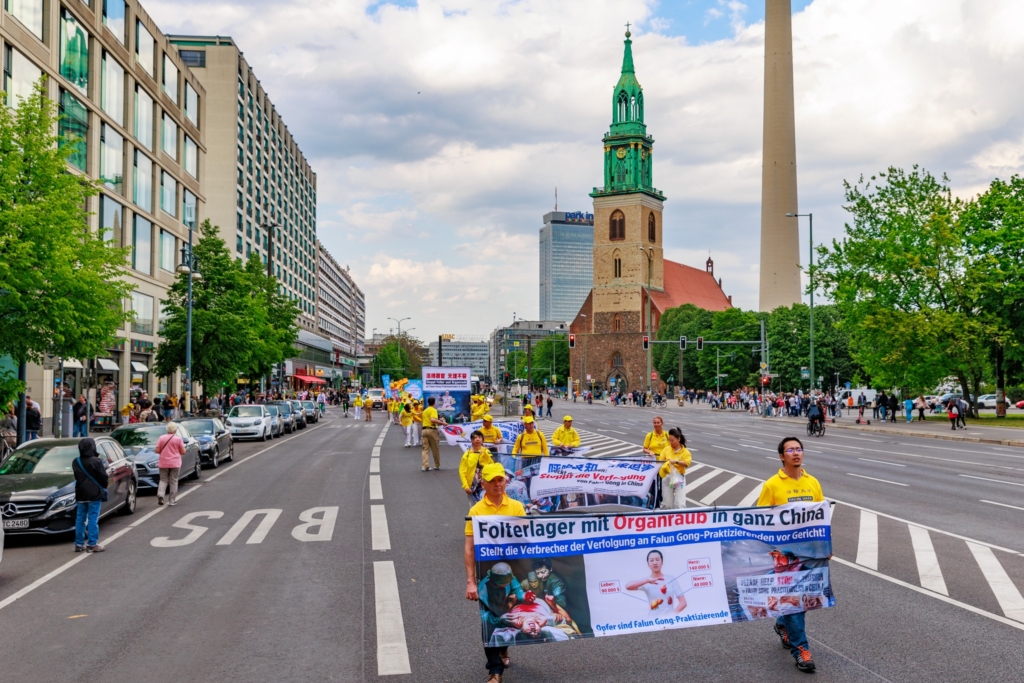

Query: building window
left=159, top=230, right=175, bottom=272
left=136, top=21, right=155, bottom=77
left=134, top=85, right=154, bottom=150
left=160, top=170, right=176, bottom=216
left=180, top=50, right=206, bottom=68
left=131, top=291, right=154, bottom=335
left=183, top=135, right=198, bottom=178
left=185, top=82, right=199, bottom=127
left=612, top=314, right=622, bottom=332
left=610, top=210, right=625, bottom=241
left=613, top=353, right=623, bottom=367
left=236, top=235, right=243, bottom=253
left=58, top=89, right=88, bottom=171
left=100, top=124, right=124, bottom=194
left=59, top=9, right=89, bottom=94
left=182, top=189, right=197, bottom=230
left=161, top=113, right=177, bottom=160
left=613, top=257, right=622, bottom=279
left=133, top=149, right=152, bottom=212
left=132, top=215, right=152, bottom=274
left=100, top=52, right=125, bottom=126
left=7, top=0, right=43, bottom=39
left=102, top=0, right=126, bottom=45
left=648, top=213, right=656, bottom=242
left=4, top=45, right=42, bottom=109
left=162, top=53, right=178, bottom=105
left=100, top=195, right=122, bottom=244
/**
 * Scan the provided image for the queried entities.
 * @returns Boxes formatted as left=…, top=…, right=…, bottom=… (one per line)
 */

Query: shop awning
left=131, top=362, right=149, bottom=373
left=62, top=359, right=84, bottom=369
left=97, top=359, right=120, bottom=371
left=294, top=374, right=327, bottom=385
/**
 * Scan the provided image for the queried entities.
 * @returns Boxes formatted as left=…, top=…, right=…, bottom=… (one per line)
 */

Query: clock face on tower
left=616, top=147, right=627, bottom=160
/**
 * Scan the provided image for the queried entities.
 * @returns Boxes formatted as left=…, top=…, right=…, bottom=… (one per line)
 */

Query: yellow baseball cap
left=563, top=415, right=573, bottom=422
left=483, top=414, right=493, bottom=421
left=523, top=404, right=534, bottom=412
left=481, top=463, right=507, bottom=481
left=523, top=416, right=535, bottom=424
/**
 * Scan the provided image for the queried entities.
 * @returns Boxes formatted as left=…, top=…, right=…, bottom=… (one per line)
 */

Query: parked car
left=178, top=417, right=234, bottom=468
left=225, top=405, right=273, bottom=441
left=1016, top=400, right=1024, bottom=410
left=975, top=394, right=998, bottom=409
left=111, top=423, right=203, bottom=490
left=0, top=437, right=137, bottom=535
left=269, top=402, right=296, bottom=434
left=265, top=404, right=284, bottom=438
left=301, top=401, right=321, bottom=423
left=289, top=400, right=308, bottom=428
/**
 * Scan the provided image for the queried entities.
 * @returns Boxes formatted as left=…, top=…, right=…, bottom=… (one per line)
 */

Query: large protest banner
left=471, top=501, right=834, bottom=646
left=442, top=419, right=524, bottom=446
left=422, top=366, right=472, bottom=422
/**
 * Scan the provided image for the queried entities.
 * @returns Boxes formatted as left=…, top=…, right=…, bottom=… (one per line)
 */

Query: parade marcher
left=421, top=397, right=445, bottom=471
left=757, top=436, right=824, bottom=673
left=459, top=430, right=494, bottom=503
left=479, top=414, right=503, bottom=446
left=155, top=422, right=187, bottom=506
left=550, top=415, right=580, bottom=448
left=72, top=438, right=108, bottom=553
left=353, top=394, right=363, bottom=420
left=511, top=416, right=548, bottom=456
left=465, top=462, right=526, bottom=683
left=364, top=396, right=372, bottom=422
left=642, top=416, right=669, bottom=456
left=412, top=400, right=423, bottom=446
left=401, top=403, right=415, bottom=447
left=657, top=427, right=691, bottom=509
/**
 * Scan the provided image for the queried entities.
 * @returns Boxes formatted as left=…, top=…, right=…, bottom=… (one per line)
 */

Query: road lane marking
left=374, top=561, right=412, bottom=675
left=371, top=505, right=391, bottom=551
left=369, top=475, right=383, bottom=500
left=908, top=526, right=948, bottom=595
left=737, top=485, right=763, bottom=507
left=847, top=473, right=909, bottom=486
left=858, top=458, right=907, bottom=467
left=216, top=509, right=282, bottom=545
left=370, top=459, right=380, bottom=473
left=712, top=445, right=738, bottom=452
left=959, top=474, right=1024, bottom=487
left=372, top=446, right=381, bottom=457
left=700, top=474, right=746, bottom=505
left=739, top=443, right=775, bottom=452
left=899, top=443, right=1024, bottom=460
left=206, top=423, right=326, bottom=482
left=856, top=510, right=879, bottom=570
left=151, top=511, right=224, bottom=547
left=686, top=469, right=723, bottom=491
left=292, top=507, right=339, bottom=542
left=967, top=543, right=1024, bottom=622
left=980, top=499, right=1024, bottom=512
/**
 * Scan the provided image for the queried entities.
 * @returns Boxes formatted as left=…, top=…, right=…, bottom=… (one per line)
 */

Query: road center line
left=959, top=474, right=1024, bottom=487
left=712, top=445, right=738, bottom=452
left=371, top=505, right=391, bottom=551
left=980, top=499, right=1024, bottom=512
left=847, top=473, right=909, bottom=486
left=369, top=475, right=383, bottom=500
left=857, top=458, right=907, bottom=467
left=370, top=459, right=380, bottom=473
left=373, top=561, right=412, bottom=675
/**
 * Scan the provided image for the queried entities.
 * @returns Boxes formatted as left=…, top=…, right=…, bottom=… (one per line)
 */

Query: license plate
left=3, top=519, right=29, bottom=530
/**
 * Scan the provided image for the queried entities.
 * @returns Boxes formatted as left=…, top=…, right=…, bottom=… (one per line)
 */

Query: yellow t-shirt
left=756, top=469, right=824, bottom=506
left=471, top=402, right=489, bottom=420
left=354, top=396, right=363, bottom=407
left=512, top=429, right=549, bottom=456
left=422, top=406, right=439, bottom=428
left=412, top=407, right=423, bottom=424
left=479, top=424, right=502, bottom=443
left=400, top=410, right=414, bottom=427
left=465, top=493, right=525, bottom=535
left=658, top=445, right=692, bottom=478
left=644, top=430, right=670, bottom=453
left=551, top=426, right=580, bottom=448
left=458, top=447, right=494, bottom=490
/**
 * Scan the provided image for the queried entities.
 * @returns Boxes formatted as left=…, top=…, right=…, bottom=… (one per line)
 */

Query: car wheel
left=119, top=480, right=137, bottom=515
left=263, top=426, right=271, bottom=441
left=191, top=456, right=202, bottom=480
left=227, top=444, right=235, bottom=462
left=210, top=449, right=220, bottom=469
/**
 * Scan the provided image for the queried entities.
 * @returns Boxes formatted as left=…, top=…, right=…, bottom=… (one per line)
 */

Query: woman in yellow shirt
left=400, top=403, right=415, bottom=446
left=459, top=430, right=494, bottom=502
left=643, top=416, right=669, bottom=455
left=658, top=427, right=691, bottom=510
left=353, top=394, right=363, bottom=420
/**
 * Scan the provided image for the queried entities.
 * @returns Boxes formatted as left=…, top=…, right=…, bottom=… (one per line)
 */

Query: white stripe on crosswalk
left=700, top=474, right=746, bottom=505
left=686, top=469, right=723, bottom=491
left=967, top=543, right=1024, bottom=622
left=736, top=485, right=762, bottom=507
left=857, top=510, right=879, bottom=570
left=908, top=526, right=947, bottom=595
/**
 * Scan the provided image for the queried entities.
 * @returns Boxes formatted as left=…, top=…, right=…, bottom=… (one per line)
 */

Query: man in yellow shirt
left=459, top=430, right=494, bottom=501
left=642, top=416, right=669, bottom=455
left=756, top=436, right=824, bottom=674
left=421, top=397, right=446, bottom=471
left=550, top=416, right=580, bottom=448
left=479, top=415, right=503, bottom=447
left=512, top=416, right=548, bottom=456
left=464, top=462, right=525, bottom=683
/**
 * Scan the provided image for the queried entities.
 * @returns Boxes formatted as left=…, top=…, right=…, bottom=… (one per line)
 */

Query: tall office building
left=428, top=337, right=489, bottom=378
left=539, top=211, right=594, bottom=322
left=488, top=321, right=569, bottom=384
left=5, top=0, right=206, bottom=421
left=167, top=35, right=318, bottom=332
left=315, top=241, right=365, bottom=380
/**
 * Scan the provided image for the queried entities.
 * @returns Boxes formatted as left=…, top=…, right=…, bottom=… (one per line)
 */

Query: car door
left=213, top=418, right=230, bottom=451
left=177, top=426, right=198, bottom=473
left=97, top=441, right=126, bottom=514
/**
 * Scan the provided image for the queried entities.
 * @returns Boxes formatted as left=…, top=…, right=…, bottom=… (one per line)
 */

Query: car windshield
left=111, top=427, right=165, bottom=447
left=302, top=402, right=315, bottom=410
left=182, top=420, right=215, bottom=435
left=267, top=405, right=279, bottom=416
left=230, top=406, right=263, bottom=417
left=0, top=445, right=81, bottom=475
left=276, top=404, right=291, bottom=415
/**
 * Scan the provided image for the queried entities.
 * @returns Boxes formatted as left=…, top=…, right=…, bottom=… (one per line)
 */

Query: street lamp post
left=786, top=212, right=814, bottom=390
left=639, top=246, right=654, bottom=393
left=175, top=225, right=202, bottom=417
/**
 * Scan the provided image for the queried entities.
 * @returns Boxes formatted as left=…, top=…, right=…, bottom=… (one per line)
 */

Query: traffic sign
left=513, top=341, right=520, bottom=347
left=845, top=381, right=851, bottom=389
left=769, top=373, right=780, bottom=378
left=586, top=374, right=591, bottom=381
left=760, top=362, right=768, bottom=370
left=651, top=371, right=658, bottom=381
left=801, top=367, right=810, bottom=380
left=42, top=354, right=60, bottom=370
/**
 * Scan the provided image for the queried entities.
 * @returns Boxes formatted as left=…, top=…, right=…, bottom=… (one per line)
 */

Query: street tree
left=530, top=335, right=570, bottom=387
left=239, top=255, right=299, bottom=384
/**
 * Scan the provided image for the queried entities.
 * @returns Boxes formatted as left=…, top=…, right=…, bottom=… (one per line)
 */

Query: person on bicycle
left=807, top=400, right=824, bottom=434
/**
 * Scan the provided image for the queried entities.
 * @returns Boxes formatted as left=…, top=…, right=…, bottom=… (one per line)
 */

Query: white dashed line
left=371, top=505, right=391, bottom=551
left=374, top=561, right=412, bottom=675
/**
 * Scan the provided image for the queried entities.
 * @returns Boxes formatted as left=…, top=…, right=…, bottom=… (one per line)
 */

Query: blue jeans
left=73, top=420, right=88, bottom=437
left=26, top=431, right=39, bottom=440
left=777, top=611, right=808, bottom=657
left=75, top=500, right=102, bottom=547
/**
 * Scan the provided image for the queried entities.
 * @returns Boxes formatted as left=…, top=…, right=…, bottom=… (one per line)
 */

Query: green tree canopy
left=529, top=334, right=570, bottom=387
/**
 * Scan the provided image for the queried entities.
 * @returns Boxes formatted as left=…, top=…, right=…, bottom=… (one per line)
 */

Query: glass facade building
left=539, top=211, right=594, bottom=323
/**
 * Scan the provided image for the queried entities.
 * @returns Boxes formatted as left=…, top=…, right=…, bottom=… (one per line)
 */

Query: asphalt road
left=1, top=404, right=1022, bottom=682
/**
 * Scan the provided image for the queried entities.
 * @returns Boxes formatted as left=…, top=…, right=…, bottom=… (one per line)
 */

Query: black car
left=269, top=401, right=297, bottom=433
left=178, top=417, right=234, bottom=468
left=289, top=400, right=308, bottom=428
left=110, top=423, right=202, bottom=492
left=0, top=437, right=137, bottom=536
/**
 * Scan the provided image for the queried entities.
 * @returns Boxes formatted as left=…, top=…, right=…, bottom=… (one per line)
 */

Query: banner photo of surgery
left=471, top=501, right=835, bottom=646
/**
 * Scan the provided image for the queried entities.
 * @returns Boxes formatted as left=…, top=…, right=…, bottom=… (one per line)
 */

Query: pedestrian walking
left=72, top=438, right=108, bottom=553
left=341, top=392, right=350, bottom=417
left=25, top=400, right=42, bottom=440
left=947, top=400, right=959, bottom=430
left=887, top=393, right=899, bottom=423
left=464, top=462, right=526, bottom=683
left=903, top=396, right=914, bottom=423
left=401, top=403, right=415, bottom=447
left=421, top=397, right=445, bottom=471
left=546, top=395, right=553, bottom=418
left=72, top=395, right=90, bottom=437
left=915, top=395, right=926, bottom=421
left=757, top=436, right=824, bottom=673
left=459, top=430, right=494, bottom=504
left=957, top=396, right=969, bottom=429
left=658, top=427, right=691, bottom=509
left=154, top=422, right=186, bottom=506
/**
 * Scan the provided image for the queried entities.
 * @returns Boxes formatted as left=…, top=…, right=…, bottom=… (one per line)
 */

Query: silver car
left=289, top=400, right=308, bottom=429
left=225, top=405, right=272, bottom=441
left=265, top=404, right=284, bottom=437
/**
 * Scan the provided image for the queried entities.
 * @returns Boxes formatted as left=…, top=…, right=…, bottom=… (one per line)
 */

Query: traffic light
left=761, top=375, right=770, bottom=386
left=569, top=334, right=576, bottom=348
left=643, top=336, right=649, bottom=350
left=680, top=336, right=687, bottom=350
left=696, top=337, right=704, bottom=351
left=503, top=372, right=510, bottom=384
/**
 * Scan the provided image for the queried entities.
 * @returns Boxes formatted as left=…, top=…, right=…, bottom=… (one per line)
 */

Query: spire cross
left=625, top=22, right=631, bottom=33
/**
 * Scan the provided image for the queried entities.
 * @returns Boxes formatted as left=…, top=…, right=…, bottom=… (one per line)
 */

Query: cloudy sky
left=146, top=0, right=1024, bottom=342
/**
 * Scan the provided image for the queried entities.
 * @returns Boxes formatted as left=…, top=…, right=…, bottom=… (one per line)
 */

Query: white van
left=837, top=388, right=878, bottom=405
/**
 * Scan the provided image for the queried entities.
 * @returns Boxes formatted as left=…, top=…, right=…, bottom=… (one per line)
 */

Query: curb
left=763, top=415, right=1024, bottom=449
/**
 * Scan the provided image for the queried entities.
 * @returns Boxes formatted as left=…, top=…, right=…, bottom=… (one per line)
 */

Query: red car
left=1016, top=400, right=1024, bottom=410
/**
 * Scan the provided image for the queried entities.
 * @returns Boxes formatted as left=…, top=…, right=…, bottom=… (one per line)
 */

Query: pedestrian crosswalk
left=574, top=427, right=1024, bottom=629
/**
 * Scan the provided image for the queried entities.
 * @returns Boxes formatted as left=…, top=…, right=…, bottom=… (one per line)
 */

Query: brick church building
left=569, top=29, right=732, bottom=394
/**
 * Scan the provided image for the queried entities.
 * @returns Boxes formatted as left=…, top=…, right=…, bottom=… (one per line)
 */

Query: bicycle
left=806, top=420, right=826, bottom=438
